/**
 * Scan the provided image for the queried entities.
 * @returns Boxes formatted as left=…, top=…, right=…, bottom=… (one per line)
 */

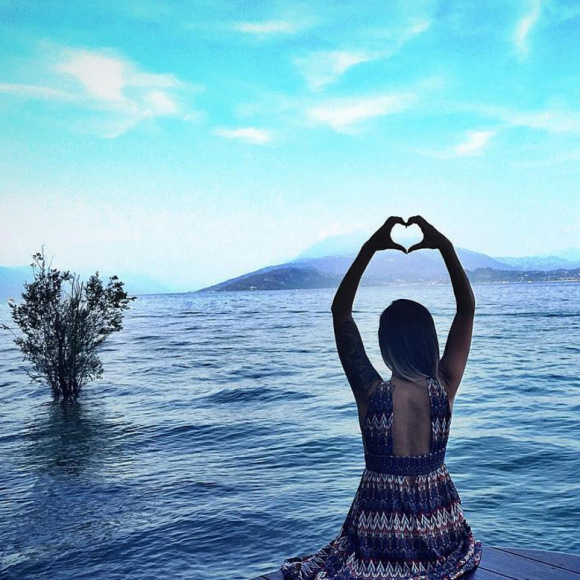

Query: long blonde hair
left=378, top=299, right=440, bottom=382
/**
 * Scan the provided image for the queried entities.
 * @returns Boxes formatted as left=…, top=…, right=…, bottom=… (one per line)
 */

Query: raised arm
left=331, top=217, right=406, bottom=401
left=407, top=215, right=476, bottom=402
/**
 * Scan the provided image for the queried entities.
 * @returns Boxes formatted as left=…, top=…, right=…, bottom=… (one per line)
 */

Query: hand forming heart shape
left=368, top=215, right=449, bottom=253
left=390, top=222, right=423, bottom=252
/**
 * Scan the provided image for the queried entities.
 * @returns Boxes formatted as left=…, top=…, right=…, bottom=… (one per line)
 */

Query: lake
left=1, top=282, right=579, bottom=580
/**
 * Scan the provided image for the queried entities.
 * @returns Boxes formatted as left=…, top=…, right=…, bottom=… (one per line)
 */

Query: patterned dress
left=280, top=376, right=483, bottom=580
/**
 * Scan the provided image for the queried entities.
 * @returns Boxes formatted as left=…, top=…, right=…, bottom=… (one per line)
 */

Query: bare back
left=358, top=373, right=454, bottom=455
left=391, top=379, right=433, bottom=456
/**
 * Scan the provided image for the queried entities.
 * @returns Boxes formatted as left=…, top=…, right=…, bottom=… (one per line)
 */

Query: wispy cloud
left=214, top=127, right=272, bottom=145
left=307, top=93, right=417, bottom=132
left=55, top=48, right=192, bottom=130
left=294, top=19, right=430, bottom=90
left=417, top=129, right=496, bottom=159
left=294, top=50, right=381, bottom=91
left=234, top=19, right=308, bottom=36
left=473, top=103, right=580, bottom=133
left=454, top=130, right=495, bottom=156
left=0, top=83, right=77, bottom=101
left=507, top=109, right=580, bottom=133
left=0, top=47, right=201, bottom=137
left=514, top=0, right=544, bottom=58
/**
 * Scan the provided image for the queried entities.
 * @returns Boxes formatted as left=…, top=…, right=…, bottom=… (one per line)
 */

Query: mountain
left=291, top=246, right=517, bottom=278
left=197, top=234, right=580, bottom=292
left=0, top=266, right=32, bottom=300
left=0, top=266, right=169, bottom=300
left=541, top=248, right=580, bottom=263
left=196, top=264, right=337, bottom=292
left=491, top=255, right=580, bottom=271
left=466, top=267, right=580, bottom=283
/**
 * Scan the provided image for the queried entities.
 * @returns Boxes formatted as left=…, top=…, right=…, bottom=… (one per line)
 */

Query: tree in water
left=2, top=249, right=136, bottom=399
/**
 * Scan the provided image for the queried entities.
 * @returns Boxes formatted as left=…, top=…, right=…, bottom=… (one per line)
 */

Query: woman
left=281, top=215, right=483, bottom=580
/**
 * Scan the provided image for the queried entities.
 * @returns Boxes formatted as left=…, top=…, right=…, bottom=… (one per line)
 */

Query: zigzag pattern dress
left=280, top=376, right=483, bottom=580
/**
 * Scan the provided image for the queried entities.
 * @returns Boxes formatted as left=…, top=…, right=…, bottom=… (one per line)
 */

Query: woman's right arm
left=439, top=240, right=476, bottom=313
left=437, top=241, right=476, bottom=402
left=407, top=216, right=475, bottom=402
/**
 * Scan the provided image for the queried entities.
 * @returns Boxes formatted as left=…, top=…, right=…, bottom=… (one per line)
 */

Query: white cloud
left=234, top=20, right=305, bottom=35
left=294, top=50, right=380, bottom=91
left=0, top=47, right=199, bottom=137
left=307, top=93, right=417, bottom=132
left=56, top=51, right=128, bottom=101
left=473, top=104, right=580, bottom=133
left=55, top=49, right=182, bottom=105
left=0, top=83, right=77, bottom=100
left=214, top=127, right=272, bottom=145
left=143, top=90, right=178, bottom=115
left=514, top=0, right=544, bottom=58
left=507, top=109, right=580, bottom=133
left=294, top=19, right=431, bottom=90
left=454, top=130, right=495, bottom=156
left=406, top=19, right=431, bottom=36
left=415, top=129, right=496, bottom=159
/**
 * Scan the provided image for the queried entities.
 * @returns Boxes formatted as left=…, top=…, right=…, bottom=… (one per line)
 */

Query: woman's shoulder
left=434, top=372, right=455, bottom=412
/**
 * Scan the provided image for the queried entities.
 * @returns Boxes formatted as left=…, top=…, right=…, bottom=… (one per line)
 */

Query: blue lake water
left=0, top=283, right=579, bottom=580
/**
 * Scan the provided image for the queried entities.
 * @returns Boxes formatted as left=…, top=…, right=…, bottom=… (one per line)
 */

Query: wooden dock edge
left=247, top=546, right=580, bottom=579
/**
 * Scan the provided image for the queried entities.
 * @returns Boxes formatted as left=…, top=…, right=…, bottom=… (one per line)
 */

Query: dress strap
left=368, top=378, right=389, bottom=401
left=427, top=375, right=451, bottom=451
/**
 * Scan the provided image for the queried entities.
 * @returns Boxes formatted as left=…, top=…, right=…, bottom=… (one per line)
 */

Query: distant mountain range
left=196, top=235, right=580, bottom=292
left=0, top=266, right=170, bottom=300
left=2, top=237, right=579, bottom=299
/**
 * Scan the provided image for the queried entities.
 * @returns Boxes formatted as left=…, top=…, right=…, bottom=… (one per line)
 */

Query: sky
left=1, top=0, right=580, bottom=291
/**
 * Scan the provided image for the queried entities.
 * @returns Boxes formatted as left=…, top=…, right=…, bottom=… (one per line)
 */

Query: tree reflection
left=22, top=397, right=127, bottom=478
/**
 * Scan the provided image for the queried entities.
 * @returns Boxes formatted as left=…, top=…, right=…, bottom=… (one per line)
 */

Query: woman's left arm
left=331, top=217, right=406, bottom=399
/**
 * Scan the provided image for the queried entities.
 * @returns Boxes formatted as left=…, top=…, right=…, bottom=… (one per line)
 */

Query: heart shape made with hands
left=391, top=221, right=424, bottom=252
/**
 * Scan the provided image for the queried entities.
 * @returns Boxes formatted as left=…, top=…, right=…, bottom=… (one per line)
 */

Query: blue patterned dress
left=280, top=376, right=483, bottom=580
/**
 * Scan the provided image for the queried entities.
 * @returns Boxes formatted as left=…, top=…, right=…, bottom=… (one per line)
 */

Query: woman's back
left=389, top=376, right=441, bottom=457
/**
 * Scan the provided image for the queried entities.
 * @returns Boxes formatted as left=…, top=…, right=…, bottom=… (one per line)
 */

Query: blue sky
left=1, top=0, right=580, bottom=290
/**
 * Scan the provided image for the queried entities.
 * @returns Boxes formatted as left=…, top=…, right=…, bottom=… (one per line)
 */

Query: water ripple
left=0, top=282, right=578, bottom=580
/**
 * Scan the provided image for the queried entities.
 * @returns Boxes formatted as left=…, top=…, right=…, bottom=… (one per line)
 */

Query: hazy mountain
left=0, top=266, right=169, bottom=300
left=491, top=255, right=580, bottom=271
left=197, top=234, right=580, bottom=292
left=292, top=232, right=369, bottom=260
left=3, top=236, right=579, bottom=298
left=291, top=246, right=516, bottom=278
left=0, top=266, right=32, bottom=300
